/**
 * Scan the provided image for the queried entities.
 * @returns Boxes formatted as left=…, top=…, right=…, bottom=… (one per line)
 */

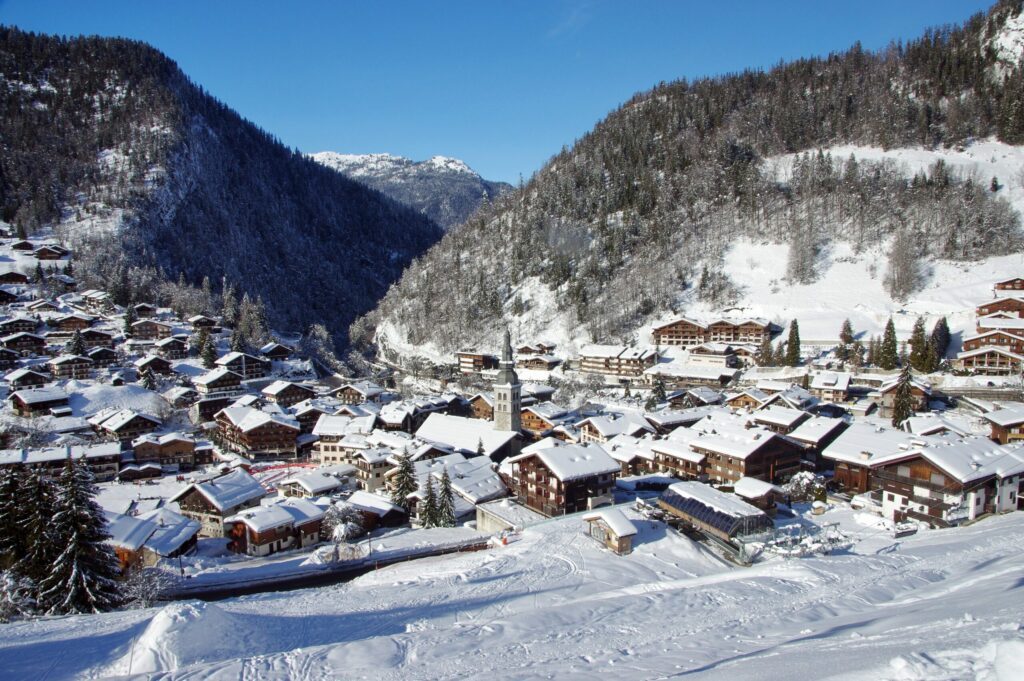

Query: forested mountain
left=310, top=152, right=512, bottom=230
left=0, top=27, right=443, bottom=348
left=357, top=0, right=1024, bottom=366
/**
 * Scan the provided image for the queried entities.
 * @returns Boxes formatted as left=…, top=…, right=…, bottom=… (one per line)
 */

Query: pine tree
left=930, top=317, right=950, bottom=358
left=140, top=367, right=157, bottom=391
left=849, top=339, right=865, bottom=368
left=390, top=453, right=417, bottom=510
left=879, top=318, right=899, bottom=370
left=200, top=330, right=218, bottom=369
left=866, top=336, right=877, bottom=367
left=122, top=304, right=137, bottom=337
left=420, top=477, right=439, bottom=529
left=438, top=468, right=456, bottom=528
left=899, top=341, right=909, bottom=367
left=785, top=320, right=802, bottom=367
left=908, top=317, right=928, bottom=371
left=836, top=318, right=854, bottom=361
left=33, top=262, right=44, bottom=283
left=38, top=457, right=121, bottom=614
left=756, top=334, right=774, bottom=366
left=923, top=339, right=939, bottom=373
left=476, top=438, right=485, bottom=458
left=230, top=327, right=244, bottom=353
left=66, top=330, right=86, bottom=357
left=14, top=469, right=59, bottom=589
left=0, top=464, right=27, bottom=570
left=891, top=364, right=916, bottom=428
left=653, top=378, right=667, bottom=403
left=773, top=342, right=787, bottom=367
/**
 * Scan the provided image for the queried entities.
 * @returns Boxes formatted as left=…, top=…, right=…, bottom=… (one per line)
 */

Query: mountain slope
left=310, top=152, right=512, bottom=230
left=358, top=0, right=1024, bottom=366
left=0, top=27, right=443, bottom=347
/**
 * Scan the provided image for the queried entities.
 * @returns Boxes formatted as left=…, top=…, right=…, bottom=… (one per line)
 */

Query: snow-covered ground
left=2, top=503, right=1023, bottom=679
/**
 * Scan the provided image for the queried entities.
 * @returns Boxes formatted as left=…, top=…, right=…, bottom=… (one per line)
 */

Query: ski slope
left=1, top=505, right=1023, bottom=680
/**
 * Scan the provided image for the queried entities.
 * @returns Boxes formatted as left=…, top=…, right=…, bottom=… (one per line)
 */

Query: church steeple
left=493, top=327, right=521, bottom=433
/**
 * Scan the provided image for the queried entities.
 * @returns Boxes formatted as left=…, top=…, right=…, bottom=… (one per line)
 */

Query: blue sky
left=1, top=0, right=995, bottom=183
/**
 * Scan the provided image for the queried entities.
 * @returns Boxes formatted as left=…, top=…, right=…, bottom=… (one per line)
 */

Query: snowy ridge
left=989, top=9, right=1024, bottom=78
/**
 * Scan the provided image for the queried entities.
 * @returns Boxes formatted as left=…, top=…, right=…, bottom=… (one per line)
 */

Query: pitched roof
left=581, top=507, right=636, bottom=537
left=415, top=413, right=518, bottom=457
left=169, top=468, right=266, bottom=512
left=217, top=406, right=299, bottom=433
left=508, top=442, right=619, bottom=482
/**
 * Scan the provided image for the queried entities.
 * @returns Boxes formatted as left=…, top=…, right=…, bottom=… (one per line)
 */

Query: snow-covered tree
left=879, top=318, right=899, bottom=370
left=66, top=330, right=86, bottom=357
left=221, top=277, right=238, bottom=327
left=122, top=304, right=137, bottom=337
left=0, top=572, right=35, bottom=622
left=0, top=465, right=27, bottom=570
left=420, top=477, right=439, bottom=529
left=836, top=319, right=854, bottom=361
left=322, top=504, right=365, bottom=542
left=785, top=320, right=802, bottom=367
left=390, top=453, right=417, bottom=510
left=199, top=330, right=218, bottom=369
left=13, top=470, right=58, bottom=588
left=930, top=316, right=951, bottom=359
left=908, top=316, right=928, bottom=371
left=122, top=566, right=174, bottom=609
left=301, top=323, right=342, bottom=372
left=438, top=468, right=456, bottom=528
left=140, top=367, right=157, bottom=391
left=37, top=457, right=121, bottom=615
left=891, top=364, right=916, bottom=428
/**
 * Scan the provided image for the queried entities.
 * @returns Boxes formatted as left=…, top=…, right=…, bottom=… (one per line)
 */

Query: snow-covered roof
left=215, top=351, right=263, bottom=366
left=890, top=437, right=1024, bottom=484
left=649, top=438, right=704, bottom=464
left=280, top=468, right=354, bottom=494
left=903, top=413, right=974, bottom=437
left=644, top=363, right=739, bottom=380
left=787, top=416, right=847, bottom=445
left=170, top=468, right=266, bottom=512
left=878, top=375, right=932, bottom=395
left=432, top=457, right=507, bottom=504
left=0, top=441, right=121, bottom=466
left=821, top=421, right=927, bottom=466
left=138, top=507, right=201, bottom=556
left=262, top=380, right=312, bottom=397
left=810, top=371, right=851, bottom=391
left=226, top=497, right=324, bottom=532
left=8, top=386, right=67, bottom=404
left=581, top=507, right=636, bottom=537
left=665, top=481, right=765, bottom=519
left=132, top=431, right=196, bottom=448
left=193, top=367, right=242, bottom=386
left=345, top=490, right=404, bottom=516
left=312, top=414, right=354, bottom=437
left=577, top=414, right=653, bottom=438
left=732, top=477, right=782, bottom=500
left=726, top=388, right=771, bottom=404
left=957, top=346, right=1024, bottom=361
left=476, top=497, right=546, bottom=529
left=4, top=367, right=48, bottom=382
left=415, top=413, right=517, bottom=457
left=509, top=442, right=619, bottom=482
left=88, top=408, right=160, bottom=432
left=983, top=403, right=1024, bottom=427
left=579, top=344, right=627, bottom=359
left=104, top=512, right=157, bottom=551
left=217, top=406, right=299, bottom=433
left=752, top=406, right=808, bottom=429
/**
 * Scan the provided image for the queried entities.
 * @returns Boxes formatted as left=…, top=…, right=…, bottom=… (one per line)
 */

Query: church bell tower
left=493, top=328, right=521, bottom=433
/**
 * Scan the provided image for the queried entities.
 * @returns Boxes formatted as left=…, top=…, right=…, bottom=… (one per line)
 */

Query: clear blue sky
left=0, top=0, right=996, bottom=183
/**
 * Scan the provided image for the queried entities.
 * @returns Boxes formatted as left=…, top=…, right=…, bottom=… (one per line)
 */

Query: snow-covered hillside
left=310, top=151, right=511, bottom=229
left=2, top=506, right=1023, bottom=679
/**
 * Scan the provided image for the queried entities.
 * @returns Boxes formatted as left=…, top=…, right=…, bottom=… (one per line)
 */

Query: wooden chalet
left=1, top=332, right=46, bottom=355
left=51, top=313, right=92, bottom=332
left=994, top=277, right=1024, bottom=293
left=80, top=328, right=115, bottom=349
left=259, top=341, right=292, bottom=360
left=332, top=381, right=384, bottom=404
left=154, top=336, right=188, bottom=359
left=225, top=498, right=324, bottom=557
left=506, top=443, right=619, bottom=516
left=89, top=408, right=161, bottom=441
left=0, top=271, right=29, bottom=285
left=983, top=405, right=1024, bottom=445
left=104, top=513, right=158, bottom=573
left=0, top=288, right=17, bottom=304
left=133, top=303, right=157, bottom=317
left=132, top=432, right=202, bottom=470
left=0, top=316, right=38, bottom=335
left=4, top=368, right=50, bottom=389
left=961, top=330, right=1024, bottom=354
left=26, top=299, right=58, bottom=312
left=516, top=354, right=561, bottom=370
left=579, top=344, right=659, bottom=378
left=215, top=406, right=300, bottom=460
left=468, top=393, right=494, bottom=420
left=976, top=296, right=1024, bottom=318
left=582, top=508, right=637, bottom=555
left=130, top=319, right=173, bottom=341
left=48, top=354, right=92, bottom=379
left=194, top=367, right=243, bottom=396
left=652, top=318, right=708, bottom=346
left=520, top=403, right=574, bottom=439
left=956, top=346, right=1024, bottom=375
left=214, top=351, right=269, bottom=379
left=0, top=347, right=17, bottom=371
left=86, top=346, right=118, bottom=367
left=188, top=314, right=218, bottom=329
left=32, top=244, right=66, bottom=260
left=808, top=371, right=851, bottom=402
left=262, top=380, right=316, bottom=407
left=456, top=349, right=499, bottom=374
left=135, top=354, right=173, bottom=375
left=687, top=342, right=740, bottom=368
left=8, top=387, right=69, bottom=416
left=170, top=468, right=267, bottom=537
left=876, top=376, right=931, bottom=417
left=725, top=388, right=771, bottom=410
left=9, top=240, right=33, bottom=251
left=0, top=442, right=121, bottom=481
left=707, top=318, right=772, bottom=344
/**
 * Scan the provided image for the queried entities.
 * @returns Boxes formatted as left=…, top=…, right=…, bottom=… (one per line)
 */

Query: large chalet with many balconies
left=578, top=344, right=658, bottom=378
left=505, top=442, right=619, bottom=516
left=652, top=317, right=773, bottom=347
left=215, top=352, right=270, bottom=379
left=215, top=407, right=301, bottom=460
left=170, top=468, right=267, bottom=537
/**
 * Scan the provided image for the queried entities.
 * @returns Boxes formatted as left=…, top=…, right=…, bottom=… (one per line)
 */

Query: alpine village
left=3, top=2, right=1024, bottom=680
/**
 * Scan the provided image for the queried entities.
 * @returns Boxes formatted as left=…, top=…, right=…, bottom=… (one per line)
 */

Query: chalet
left=104, top=513, right=158, bottom=573
left=48, top=273, right=76, bottom=292
left=649, top=438, right=705, bottom=480
left=416, top=412, right=520, bottom=461
left=0, top=316, right=38, bottom=335
left=225, top=497, right=324, bottom=557
left=652, top=318, right=708, bottom=346
left=876, top=376, right=932, bottom=418
left=215, top=406, right=300, bottom=460
left=761, top=384, right=819, bottom=412
left=32, top=244, right=66, bottom=260
left=154, top=336, right=188, bottom=359
left=188, top=314, right=218, bottom=329
left=668, top=387, right=723, bottom=409
left=170, top=468, right=267, bottom=537
left=115, top=463, right=163, bottom=482
left=809, top=371, right=851, bottom=402
left=130, top=319, right=173, bottom=341
left=215, top=351, right=269, bottom=379
left=516, top=342, right=556, bottom=355
left=262, top=380, right=316, bottom=407
left=688, top=342, right=740, bottom=368
left=279, top=466, right=356, bottom=498
left=579, top=344, right=659, bottom=378
left=707, top=318, right=772, bottom=344
left=134, top=354, right=173, bottom=375
left=732, top=477, right=783, bottom=517
left=132, top=432, right=201, bottom=470
left=51, top=313, right=93, bottom=332
left=976, top=296, right=1024, bottom=318
left=133, top=303, right=158, bottom=317
left=658, top=481, right=772, bottom=545
left=0, top=347, right=18, bottom=371
left=0, top=288, right=17, bottom=304
left=4, top=368, right=50, bottom=389
left=259, top=341, right=292, bottom=360
left=10, top=240, right=33, bottom=251
left=725, top=388, right=771, bottom=410
left=786, top=416, right=849, bottom=468
left=645, top=405, right=721, bottom=435
left=976, top=314, right=1024, bottom=336
left=506, top=442, right=619, bottom=516
left=520, top=403, right=575, bottom=439
left=0, top=271, right=29, bottom=285
left=8, top=387, right=69, bottom=416
left=189, top=395, right=235, bottom=424
left=956, top=346, right=1024, bottom=375
left=523, top=383, right=556, bottom=403
left=80, top=328, right=115, bottom=349
left=983, top=404, right=1024, bottom=445
left=2, top=332, right=46, bottom=355
left=350, top=447, right=394, bottom=492
left=163, top=385, right=199, bottom=408
left=516, top=354, right=561, bottom=370
left=78, top=289, right=112, bottom=313
left=86, top=346, right=118, bottom=368
left=961, top=330, right=1024, bottom=355
left=582, top=507, right=637, bottom=555
left=26, top=299, right=58, bottom=312
left=468, top=393, right=494, bottom=420
left=821, top=422, right=923, bottom=494
left=312, top=414, right=364, bottom=464
left=0, top=441, right=121, bottom=481
left=344, top=490, right=407, bottom=530
left=994, top=277, right=1024, bottom=293
left=48, top=354, right=92, bottom=379
left=873, top=438, right=1024, bottom=526
left=331, top=381, right=385, bottom=404
left=577, top=414, right=654, bottom=444
left=750, top=406, right=810, bottom=435
left=676, top=413, right=804, bottom=484
left=644, top=362, right=739, bottom=388
left=456, top=349, right=499, bottom=374
left=89, top=408, right=161, bottom=441
left=138, top=508, right=201, bottom=565
left=193, top=367, right=243, bottom=396
left=294, top=397, right=347, bottom=433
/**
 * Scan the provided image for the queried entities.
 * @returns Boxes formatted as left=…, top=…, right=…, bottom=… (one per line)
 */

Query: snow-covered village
left=4, top=2, right=1024, bottom=680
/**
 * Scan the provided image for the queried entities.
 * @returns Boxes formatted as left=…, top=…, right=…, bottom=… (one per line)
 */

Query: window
left=887, top=493, right=895, bottom=502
